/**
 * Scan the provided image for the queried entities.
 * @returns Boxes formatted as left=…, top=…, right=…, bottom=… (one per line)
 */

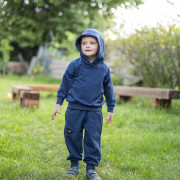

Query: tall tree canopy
left=0, top=0, right=142, bottom=60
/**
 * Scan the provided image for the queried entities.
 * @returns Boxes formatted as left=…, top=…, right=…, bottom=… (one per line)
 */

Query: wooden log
left=20, top=91, right=40, bottom=99
left=152, top=99, right=171, bottom=108
left=12, top=85, right=32, bottom=100
left=20, top=90, right=40, bottom=108
left=27, top=84, right=59, bottom=91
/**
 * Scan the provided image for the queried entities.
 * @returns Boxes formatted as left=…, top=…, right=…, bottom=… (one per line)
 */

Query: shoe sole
left=63, top=174, right=79, bottom=178
left=86, top=175, right=102, bottom=180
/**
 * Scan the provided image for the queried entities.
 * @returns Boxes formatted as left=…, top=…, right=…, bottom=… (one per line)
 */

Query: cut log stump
left=20, top=90, right=40, bottom=108
left=152, top=99, right=172, bottom=108
left=12, top=85, right=32, bottom=100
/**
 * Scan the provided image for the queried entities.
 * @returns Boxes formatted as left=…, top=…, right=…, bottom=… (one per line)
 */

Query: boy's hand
left=51, top=104, right=61, bottom=120
left=106, top=112, right=113, bottom=124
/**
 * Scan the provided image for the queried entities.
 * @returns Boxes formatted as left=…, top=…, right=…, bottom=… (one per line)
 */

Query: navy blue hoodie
left=56, top=28, right=116, bottom=112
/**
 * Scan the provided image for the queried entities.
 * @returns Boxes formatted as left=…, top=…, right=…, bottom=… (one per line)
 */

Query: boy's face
left=81, top=36, right=99, bottom=62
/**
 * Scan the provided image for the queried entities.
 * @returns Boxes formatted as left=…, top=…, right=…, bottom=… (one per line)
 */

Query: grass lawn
left=0, top=74, right=180, bottom=180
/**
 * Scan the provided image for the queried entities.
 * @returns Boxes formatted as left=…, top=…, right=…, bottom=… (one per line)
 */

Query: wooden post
left=117, top=95, right=133, bottom=102
left=12, top=85, right=32, bottom=100
left=151, top=98, right=171, bottom=108
left=20, top=90, right=40, bottom=108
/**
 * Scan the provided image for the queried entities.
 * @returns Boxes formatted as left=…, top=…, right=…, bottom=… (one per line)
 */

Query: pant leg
left=83, top=110, right=103, bottom=167
left=64, top=108, right=84, bottom=165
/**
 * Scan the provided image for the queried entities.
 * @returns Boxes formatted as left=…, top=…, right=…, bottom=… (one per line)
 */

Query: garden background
left=0, top=0, right=180, bottom=179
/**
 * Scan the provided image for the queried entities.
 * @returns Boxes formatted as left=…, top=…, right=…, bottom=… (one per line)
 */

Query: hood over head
left=75, top=28, right=105, bottom=65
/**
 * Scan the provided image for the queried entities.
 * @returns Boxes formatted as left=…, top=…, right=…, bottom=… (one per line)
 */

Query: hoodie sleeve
left=56, top=62, right=75, bottom=105
left=103, top=67, right=116, bottom=112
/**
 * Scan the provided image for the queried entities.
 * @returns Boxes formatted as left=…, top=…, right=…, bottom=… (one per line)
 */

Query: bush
left=111, top=74, right=123, bottom=85
left=119, top=26, right=180, bottom=88
left=0, top=39, right=14, bottom=76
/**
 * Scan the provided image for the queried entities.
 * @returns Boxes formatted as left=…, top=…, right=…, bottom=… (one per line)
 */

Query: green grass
left=0, top=74, right=180, bottom=180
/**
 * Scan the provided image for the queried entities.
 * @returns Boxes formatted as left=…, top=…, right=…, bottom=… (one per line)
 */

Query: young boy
left=51, top=28, right=116, bottom=180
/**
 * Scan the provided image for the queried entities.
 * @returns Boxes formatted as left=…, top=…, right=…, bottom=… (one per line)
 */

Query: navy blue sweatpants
left=64, top=108, right=103, bottom=170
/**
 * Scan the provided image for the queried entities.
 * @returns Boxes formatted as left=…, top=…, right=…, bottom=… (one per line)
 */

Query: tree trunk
left=2, top=62, right=7, bottom=76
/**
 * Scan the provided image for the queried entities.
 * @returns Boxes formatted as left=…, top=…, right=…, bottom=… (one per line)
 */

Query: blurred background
left=0, top=0, right=180, bottom=88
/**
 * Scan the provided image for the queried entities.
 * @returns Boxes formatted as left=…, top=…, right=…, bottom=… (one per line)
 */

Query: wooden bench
left=8, top=61, right=29, bottom=73
left=114, top=86, right=180, bottom=108
left=13, top=84, right=180, bottom=108
left=13, top=85, right=40, bottom=107
left=12, top=84, right=59, bottom=108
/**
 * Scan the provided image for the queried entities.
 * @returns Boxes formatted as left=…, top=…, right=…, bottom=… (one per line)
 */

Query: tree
left=0, top=39, right=14, bottom=76
left=0, top=0, right=142, bottom=61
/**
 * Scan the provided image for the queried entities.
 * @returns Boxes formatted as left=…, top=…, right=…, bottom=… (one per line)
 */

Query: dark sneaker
left=63, top=167, right=79, bottom=177
left=86, top=169, right=102, bottom=180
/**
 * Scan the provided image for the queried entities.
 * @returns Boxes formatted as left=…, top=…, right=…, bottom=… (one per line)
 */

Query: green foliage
left=119, top=26, right=180, bottom=88
left=59, top=31, right=79, bottom=61
left=0, top=0, right=142, bottom=61
left=0, top=39, right=14, bottom=76
left=0, top=75, right=179, bottom=179
left=111, top=74, right=124, bottom=85
left=49, top=31, right=79, bottom=61
left=0, top=39, right=14, bottom=63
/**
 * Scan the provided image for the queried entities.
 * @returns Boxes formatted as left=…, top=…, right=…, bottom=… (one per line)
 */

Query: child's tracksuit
left=56, top=28, right=116, bottom=171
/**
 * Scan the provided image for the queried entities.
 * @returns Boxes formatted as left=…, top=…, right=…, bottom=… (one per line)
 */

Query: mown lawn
left=0, top=75, right=180, bottom=180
